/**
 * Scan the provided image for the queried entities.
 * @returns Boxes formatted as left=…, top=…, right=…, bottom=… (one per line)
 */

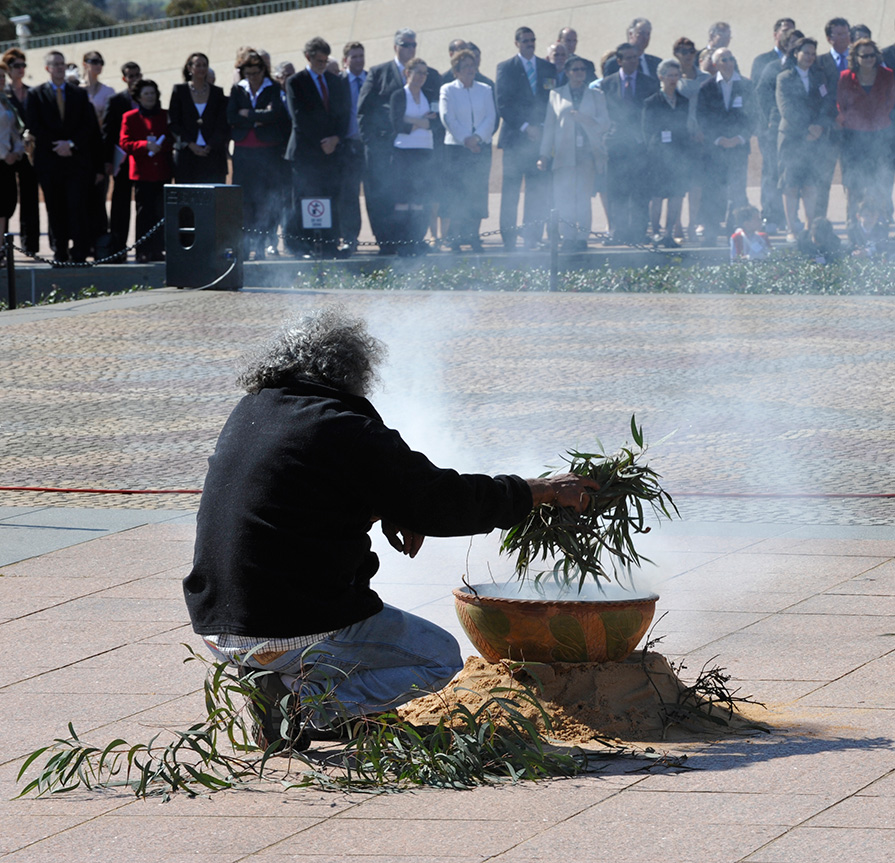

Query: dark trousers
left=702, top=145, right=749, bottom=236
left=757, top=130, right=785, bottom=226
left=363, top=142, right=395, bottom=249
left=134, top=180, right=164, bottom=259
left=814, top=131, right=840, bottom=220
left=233, top=145, right=283, bottom=255
left=289, top=150, right=342, bottom=253
left=338, top=138, right=368, bottom=246
left=499, top=137, right=548, bottom=248
left=109, top=167, right=133, bottom=256
left=13, top=157, right=40, bottom=255
left=606, top=142, right=650, bottom=243
left=38, top=167, right=91, bottom=262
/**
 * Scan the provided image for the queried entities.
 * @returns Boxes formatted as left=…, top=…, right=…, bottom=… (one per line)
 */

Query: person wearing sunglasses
left=836, top=38, right=895, bottom=224
left=0, top=48, right=39, bottom=256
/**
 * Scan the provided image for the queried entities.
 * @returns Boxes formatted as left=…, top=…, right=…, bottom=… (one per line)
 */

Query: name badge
left=819, top=84, right=828, bottom=97
left=661, top=130, right=672, bottom=143
left=732, top=95, right=743, bottom=108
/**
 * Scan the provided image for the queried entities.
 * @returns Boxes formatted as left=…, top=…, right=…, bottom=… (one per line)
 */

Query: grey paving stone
left=743, top=826, right=895, bottom=862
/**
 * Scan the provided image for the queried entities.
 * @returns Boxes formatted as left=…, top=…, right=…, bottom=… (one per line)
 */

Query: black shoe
left=239, top=666, right=309, bottom=754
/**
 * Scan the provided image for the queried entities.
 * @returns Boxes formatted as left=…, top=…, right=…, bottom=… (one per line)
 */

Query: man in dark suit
left=26, top=50, right=103, bottom=263
left=558, top=28, right=596, bottom=84
left=815, top=17, right=851, bottom=219
left=102, top=61, right=142, bottom=261
left=286, top=36, right=351, bottom=256
left=602, top=18, right=661, bottom=78
left=357, top=28, right=441, bottom=254
left=338, top=41, right=367, bottom=254
left=600, top=43, right=659, bottom=245
left=750, top=18, right=794, bottom=231
left=496, top=26, right=554, bottom=251
left=697, top=48, right=756, bottom=245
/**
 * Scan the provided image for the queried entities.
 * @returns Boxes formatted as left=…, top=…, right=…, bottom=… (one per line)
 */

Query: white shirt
left=439, top=79, right=496, bottom=145
left=393, top=85, right=434, bottom=149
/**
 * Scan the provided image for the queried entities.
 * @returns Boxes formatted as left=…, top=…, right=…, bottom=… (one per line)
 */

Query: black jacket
left=168, top=84, right=230, bottom=155
left=284, top=68, right=350, bottom=163
left=25, top=81, right=102, bottom=176
left=184, top=380, right=532, bottom=637
left=495, top=54, right=555, bottom=149
left=226, top=80, right=290, bottom=145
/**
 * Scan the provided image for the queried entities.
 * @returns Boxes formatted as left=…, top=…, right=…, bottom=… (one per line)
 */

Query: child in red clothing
left=730, top=205, right=772, bottom=261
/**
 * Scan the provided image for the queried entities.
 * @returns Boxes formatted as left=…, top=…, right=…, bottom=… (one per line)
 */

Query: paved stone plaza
left=0, top=285, right=893, bottom=861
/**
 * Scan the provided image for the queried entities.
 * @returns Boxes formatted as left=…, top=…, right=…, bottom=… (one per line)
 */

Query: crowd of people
left=1, top=14, right=894, bottom=264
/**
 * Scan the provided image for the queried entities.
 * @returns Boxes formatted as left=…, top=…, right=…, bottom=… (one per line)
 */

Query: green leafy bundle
left=501, top=416, right=678, bottom=590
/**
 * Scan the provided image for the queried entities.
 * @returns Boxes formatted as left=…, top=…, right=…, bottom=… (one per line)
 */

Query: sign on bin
left=302, top=198, right=332, bottom=229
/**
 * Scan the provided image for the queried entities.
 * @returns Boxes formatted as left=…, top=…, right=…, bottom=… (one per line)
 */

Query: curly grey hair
left=237, top=307, right=386, bottom=397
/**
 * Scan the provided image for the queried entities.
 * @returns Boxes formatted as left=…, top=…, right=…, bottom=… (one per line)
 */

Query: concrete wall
left=20, top=0, right=895, bottom=98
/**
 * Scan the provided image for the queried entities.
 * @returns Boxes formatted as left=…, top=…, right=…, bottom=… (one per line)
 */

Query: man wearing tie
left=600, top=43, right=659, bottom=244
left=815, top=17, right=851, bottom=219
left=26, top=51, right=103, bottom=263
left=286, top=36, right=350, bottom=256
left=496, top=26, right=554, bottom=251
left=338, top=41, right=367, bottom=255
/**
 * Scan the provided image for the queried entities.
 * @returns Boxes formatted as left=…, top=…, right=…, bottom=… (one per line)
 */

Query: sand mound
left=399, top=652, right=763, bottom=743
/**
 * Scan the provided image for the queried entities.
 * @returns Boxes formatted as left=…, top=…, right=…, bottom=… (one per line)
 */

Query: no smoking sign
left=301, top=198, right=332, bottom=229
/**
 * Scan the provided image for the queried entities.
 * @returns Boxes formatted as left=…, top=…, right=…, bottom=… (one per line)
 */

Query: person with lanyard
left=696, top=48, right=755, bottom=247
left=537, top=55, right=609, bottom=251
left=599, top=42, right=659, bottom=245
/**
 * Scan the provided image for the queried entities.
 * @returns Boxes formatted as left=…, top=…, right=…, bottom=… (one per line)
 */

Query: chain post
left=548, top=210, right=559, bottom=292
left=4, top=233, right=15, bottom=310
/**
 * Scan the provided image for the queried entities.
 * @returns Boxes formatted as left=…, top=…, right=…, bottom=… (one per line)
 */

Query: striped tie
left=526, top=59, right=537, bottom=94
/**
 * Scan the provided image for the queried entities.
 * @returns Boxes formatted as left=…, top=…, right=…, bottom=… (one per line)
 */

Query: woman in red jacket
left=120, top=78, right=172, bottom=262
left=836, top=39, right=895, bottom=224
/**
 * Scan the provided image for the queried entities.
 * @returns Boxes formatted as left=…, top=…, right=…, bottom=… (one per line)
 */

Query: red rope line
left=0, top=486, right=202, bottom=495
left=0, top=487, right=894, bottom=499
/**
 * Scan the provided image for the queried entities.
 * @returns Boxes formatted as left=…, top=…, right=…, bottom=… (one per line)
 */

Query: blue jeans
left=208, top=605, right=462, bottom=726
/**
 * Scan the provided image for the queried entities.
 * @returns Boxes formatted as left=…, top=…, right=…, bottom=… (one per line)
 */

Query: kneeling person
left=183, top=308, right=595, bottom=748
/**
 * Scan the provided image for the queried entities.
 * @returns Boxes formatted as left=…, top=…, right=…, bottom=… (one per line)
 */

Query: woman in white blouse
left=439, top=49, right=496, bottom=252
left=537, top=57, right=609, bottom=251
left=389, top=57, right=439, bottom=256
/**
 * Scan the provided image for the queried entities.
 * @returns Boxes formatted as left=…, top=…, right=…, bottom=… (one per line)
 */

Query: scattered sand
left=399, top=652, right=766, bottom=744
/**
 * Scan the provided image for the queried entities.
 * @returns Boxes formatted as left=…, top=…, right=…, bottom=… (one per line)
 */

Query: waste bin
left=164, top=184, right=243, bottom=290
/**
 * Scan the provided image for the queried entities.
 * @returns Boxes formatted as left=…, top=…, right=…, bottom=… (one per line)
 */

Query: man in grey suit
left=357, top=28, right=440, bottom=254
left=815, top=17, right=851, bottom=219
left=496, top=26, right=554, bottom=251
left=750, top=17, right=795, bottom=231
left=602, top=18, right=661, bottom=78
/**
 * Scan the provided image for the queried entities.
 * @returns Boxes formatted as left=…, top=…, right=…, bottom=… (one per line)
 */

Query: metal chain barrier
left=9, top=218, right=166, bottom=268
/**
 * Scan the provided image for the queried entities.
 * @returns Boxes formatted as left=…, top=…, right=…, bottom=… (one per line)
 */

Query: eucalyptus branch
left=502, top=415, right=678, bottom=588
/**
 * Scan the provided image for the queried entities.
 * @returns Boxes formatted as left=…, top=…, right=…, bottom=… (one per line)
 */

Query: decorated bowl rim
left=452, top=585, right=660, bottom=606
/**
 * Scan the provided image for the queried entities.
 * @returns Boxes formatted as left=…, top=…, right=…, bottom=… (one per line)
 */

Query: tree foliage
left=0, top=1, right=115, bottom=38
